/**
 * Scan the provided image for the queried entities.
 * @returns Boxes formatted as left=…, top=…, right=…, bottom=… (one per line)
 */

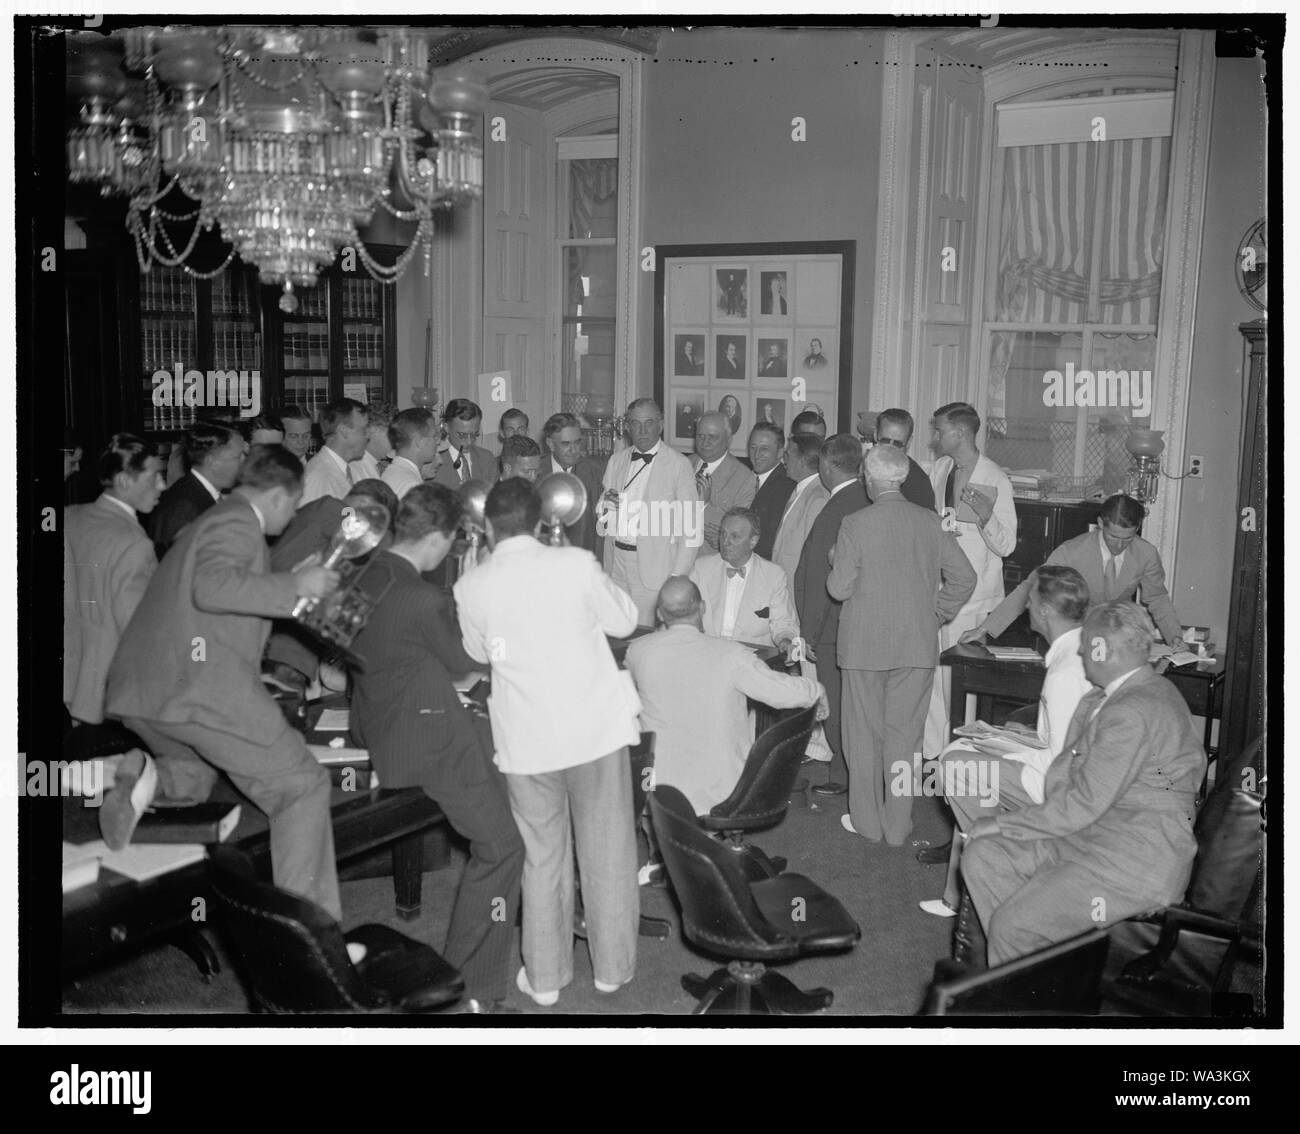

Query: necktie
left=696, top=466, right=711, bottom=500
left=377, top=457, right=392, bottom=476
left=726, top=565, right=746, bottom=580
left=346, top=463, right=356, bottom=486
left=1103, top=554, right=1119, bottom=600
left=755, top=473, right=762, bottom=494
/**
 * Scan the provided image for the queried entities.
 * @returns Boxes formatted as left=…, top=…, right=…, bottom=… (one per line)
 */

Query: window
left=557, top=135, right=619, bottom=420
left=981, top=91, right=1173, bottom=496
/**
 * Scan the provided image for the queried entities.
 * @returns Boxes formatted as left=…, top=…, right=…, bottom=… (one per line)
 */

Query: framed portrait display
left=655, top=241, right=854, bottom=455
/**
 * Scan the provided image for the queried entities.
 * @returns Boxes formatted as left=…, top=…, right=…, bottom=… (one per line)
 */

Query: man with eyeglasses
left=870, top=408, right=935, bottom=511
left=432, top=398, right=498, bottom=490
left=598, top=398, right=701, bottom=626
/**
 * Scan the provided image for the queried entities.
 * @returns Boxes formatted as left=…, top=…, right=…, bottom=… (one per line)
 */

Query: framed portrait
left=670, top=388, right=708, bottom=443
left=755, top=335, right=791, bottom=380
left=714, top=266, right=749, bottom=321
left=715, top=333, right=747, bottom=380
left=673, top=331, right=707, bottom=378
left=656, top=242, right=855, bottom=454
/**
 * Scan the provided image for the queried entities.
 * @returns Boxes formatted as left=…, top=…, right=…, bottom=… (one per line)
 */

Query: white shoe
left=840, top=813, right=858, bottom=835
left=516, top=965, right=559, bottom=1007
left=919, top=899, right=958, bottom=918
left=594, top=975, right=632, bottom=994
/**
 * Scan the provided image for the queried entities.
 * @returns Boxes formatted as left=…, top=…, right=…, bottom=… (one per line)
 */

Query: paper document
left=315, top=708, right=351, bottom=731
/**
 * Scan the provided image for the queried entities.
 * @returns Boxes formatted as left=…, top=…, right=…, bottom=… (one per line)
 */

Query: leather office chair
left=649, top=784, right=860, bottom=1014
left=698, top=704, right=818, bottom=881
left=208, top=847, right=463, bottom=1013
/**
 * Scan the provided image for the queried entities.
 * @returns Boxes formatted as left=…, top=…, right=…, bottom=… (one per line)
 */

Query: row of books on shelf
left=283, top=330, right=331, bottom=370
left=341, top=277, right=381, bottom=319
left=343, top=328, right=384, bottom=370
left=140, top=322, right=197, bottom=374
left=139, top=267, right=193, bottom=314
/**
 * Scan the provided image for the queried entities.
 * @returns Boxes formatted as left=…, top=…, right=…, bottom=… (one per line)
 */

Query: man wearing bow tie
left=432, top=398, right=498, bottom=491
left=689, top=508, right=799, bottom=654
left=961, top=600, right=1205, bottom=966
left=598, top=399, right=702, bottom=626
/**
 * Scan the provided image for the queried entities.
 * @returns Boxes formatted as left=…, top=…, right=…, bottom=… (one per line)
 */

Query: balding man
left=828, top=445, right=976, bottom=844
left=961, top=601, right=1204, bottom=966
left=626, top=577, right=824, bottom=815
left=691, top=412, right=756, bottom=555
left=598, top=399, right=701, bottom=626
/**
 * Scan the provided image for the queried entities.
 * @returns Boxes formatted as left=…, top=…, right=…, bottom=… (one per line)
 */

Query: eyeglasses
left=876, top=437, right=907, bottom=449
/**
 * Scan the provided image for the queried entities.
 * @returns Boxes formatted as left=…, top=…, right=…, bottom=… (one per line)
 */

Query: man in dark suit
left=962, top=600, right=1205, bottom=966
left=540, top=412, right=604, bottom=553
left=828, top=445, right=976, bottom=844
left=791, top=433, right=869, bottom=796
left=871, top=408, right=936, bottom=511
left=747, top=421, right=794, bottom=561
left=102, top=445, right=343, bottom=917
left=432, top=398, right=498, bottom=490
left=350, top=484, right=524, bottom=1011
left=146, top=422, right=247, bottom=559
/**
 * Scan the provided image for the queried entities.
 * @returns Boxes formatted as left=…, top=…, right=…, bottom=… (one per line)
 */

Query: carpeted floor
left=61, top=773, right=963, bottom=1020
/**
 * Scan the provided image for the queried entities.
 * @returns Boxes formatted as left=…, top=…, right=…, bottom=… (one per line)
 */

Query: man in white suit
left=689, top=508, right=798, bottom=652
left=924, top=402, right=1018, bottom=756
left=455, top=479, right=643, bottom=1007
left=627, top=577, right=824, bottom=815
left=599, top=398, right=702, bottom=626
left=691, top=412, right=756, bottom=554
left=771, top=433, right=830, bottom=585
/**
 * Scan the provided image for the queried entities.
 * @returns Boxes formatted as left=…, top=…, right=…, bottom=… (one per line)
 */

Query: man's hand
left=959, top=624, right=990, bottom=645
left=964, top=486, right=994, bottom=527
left=814, top=689, right=830, bottom=722
left=967, top=816, right=1001, bottom=841
left=292, top=564, right=340, bottom=599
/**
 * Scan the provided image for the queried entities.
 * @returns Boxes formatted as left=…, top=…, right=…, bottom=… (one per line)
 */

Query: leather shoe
left=98, top=750, right=158, bottom=852
left=447, top=997, right=521, bottom=1014
left=915, top=839, right=952, bottom=865
left=811, top=780, right=847, bottom=796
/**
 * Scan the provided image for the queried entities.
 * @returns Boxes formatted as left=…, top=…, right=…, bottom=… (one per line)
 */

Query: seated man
left=961, top=600, right=1205, bottom=967
left=688, top=507, right=798, bottom=655
left=919, top=564, right=1093, bottom=917
left=350, top=484, right=524, bottom=1011
left=499, top=434, right=542, bottom=482
left=102, top=444, right=344, bottom=918
left=626, top=577, right=825, bottom=815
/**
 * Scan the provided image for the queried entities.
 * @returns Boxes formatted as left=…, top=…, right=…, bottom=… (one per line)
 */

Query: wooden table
left=941, top=643, right=1226, bottom=756
left=61, top=784, right=444, bottom=976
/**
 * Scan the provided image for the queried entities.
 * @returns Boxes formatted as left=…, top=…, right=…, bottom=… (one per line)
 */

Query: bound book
left=133, top=802, right=241, bottom=845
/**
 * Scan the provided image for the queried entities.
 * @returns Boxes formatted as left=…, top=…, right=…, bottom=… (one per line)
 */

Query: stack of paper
left=70, top=838, right=207, bottom=883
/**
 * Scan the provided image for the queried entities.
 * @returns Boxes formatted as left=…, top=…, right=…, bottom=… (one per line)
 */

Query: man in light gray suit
left=961, top=600, right=1205, bottom=966
left=771, top=433, right=830, bottom=585
left=827, top=445, right=977, bottom=845
left=691, top=412, right=756, bottom=554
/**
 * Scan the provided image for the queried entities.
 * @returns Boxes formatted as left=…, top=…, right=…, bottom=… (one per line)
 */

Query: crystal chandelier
left=66, top=25, right=487, bottom=310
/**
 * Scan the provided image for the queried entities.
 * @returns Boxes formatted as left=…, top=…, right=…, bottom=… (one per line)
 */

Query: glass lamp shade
left=1124, top=429, right=1166, bottom=458
left=410, top=387, right=438, bottom=408
left=152, top=35, right=224, bottom=104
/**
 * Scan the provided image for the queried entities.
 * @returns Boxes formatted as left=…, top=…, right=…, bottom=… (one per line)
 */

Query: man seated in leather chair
left=961, top=600, right=1205, bottom=967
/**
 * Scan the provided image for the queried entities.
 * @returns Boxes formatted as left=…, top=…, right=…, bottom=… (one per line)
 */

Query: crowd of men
left=62, top=391, right=1203, bottom=1011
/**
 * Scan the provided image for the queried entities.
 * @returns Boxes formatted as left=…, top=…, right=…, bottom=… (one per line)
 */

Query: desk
left=942, top=644, right=1226, bottom=756
left=61, top=786, right=443, bottom=976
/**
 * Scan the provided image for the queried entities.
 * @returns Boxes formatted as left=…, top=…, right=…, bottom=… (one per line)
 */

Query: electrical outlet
left=1188, top=455, right=1204, bottom=479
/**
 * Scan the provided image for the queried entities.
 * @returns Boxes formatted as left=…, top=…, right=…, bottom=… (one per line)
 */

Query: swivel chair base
left=682, top=960, right=833, bottom=1015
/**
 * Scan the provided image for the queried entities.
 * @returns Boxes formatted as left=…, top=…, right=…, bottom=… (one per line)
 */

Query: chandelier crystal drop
left=66, top=25, right=487, bottom=294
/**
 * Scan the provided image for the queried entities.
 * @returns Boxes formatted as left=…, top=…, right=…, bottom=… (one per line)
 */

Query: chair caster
left=682, top=961, right=833, bottom=1015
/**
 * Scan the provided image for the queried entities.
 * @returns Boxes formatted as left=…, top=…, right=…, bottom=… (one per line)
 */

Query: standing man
left=433, top=398, right=497, bottom=490
left=828, top=445, right=976, bottom=845
left=64, top=434, right=166, bottom=725
left=280, top=405, right=315, bottom=463
left=791, top=434, right=869, bottom=797
left=871, top=408, right=935, bottom=511
left=102, top=446, right=343, bottom=917
left=924, top=402, right=1017, bottom=757
left=352, top=402, right=396, bottom=481
left=748, top=421, right=794, bottom=560
left=790, top=410, right=828, bottom=439
left=351, top=484, right=523, bottom=1011
left=497, top=408, right=530, bottom=448
left=598, top=398, right=701, bottom=627
left=147, top=421, right=247, bottom=558
left=455, top=479, right=643, bottom=1007
left=300, top=397, right=370, bottom=506
left=961, top=601, right=1205, bottom=966
left=499, top=435, right=543, bottom=482
left=689, top=508, right=799, bottom=652
left=540, top=411, right=604, bottom=553
left=627, top=578, right=824, bottom=815
left=771, top=433, right=830, bottom=585
left=692, top=412, right=756, bottom=555
left=382, top=408, right=442, bottom=501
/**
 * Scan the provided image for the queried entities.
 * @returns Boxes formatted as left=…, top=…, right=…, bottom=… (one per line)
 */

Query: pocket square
left=754, top=607, right=770, bottom=619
